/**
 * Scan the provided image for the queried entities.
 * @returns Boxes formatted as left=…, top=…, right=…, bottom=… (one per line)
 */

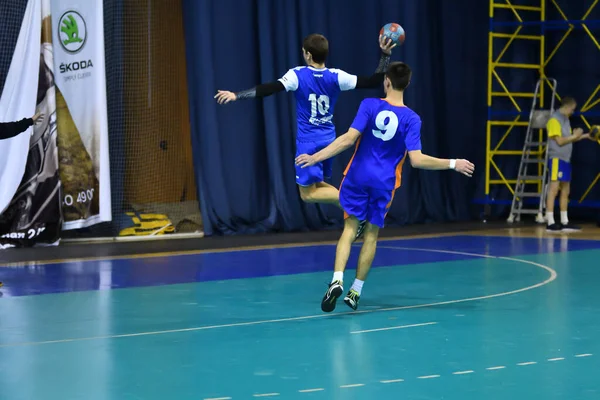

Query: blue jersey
left=279, top=66, right=357, bottom=143
left=343, top=98, right=422, bottom=191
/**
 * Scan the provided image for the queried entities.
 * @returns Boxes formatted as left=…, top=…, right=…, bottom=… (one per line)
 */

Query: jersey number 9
left=372, top=110, right=399, bottom=141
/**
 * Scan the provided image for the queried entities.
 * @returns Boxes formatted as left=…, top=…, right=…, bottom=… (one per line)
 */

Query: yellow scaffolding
left=486, top=0, right=600, bottom=206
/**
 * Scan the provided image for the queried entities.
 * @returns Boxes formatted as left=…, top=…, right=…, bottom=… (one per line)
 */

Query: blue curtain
left=182, top=0, right=490, bottom=235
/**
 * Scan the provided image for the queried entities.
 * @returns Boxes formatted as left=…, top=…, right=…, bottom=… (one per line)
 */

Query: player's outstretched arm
left=355, top=35, right=395, bottom=89
left=214, top=81, right=286, bottom=105
left=408, top=150, right=475, bottom=177
left=295, top=129, right=361, bottom=168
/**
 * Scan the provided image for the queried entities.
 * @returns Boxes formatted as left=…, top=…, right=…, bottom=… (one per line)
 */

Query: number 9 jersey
left=344, top=98, right=422, bottom=192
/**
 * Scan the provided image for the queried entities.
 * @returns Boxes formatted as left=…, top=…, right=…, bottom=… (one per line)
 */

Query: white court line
left=418, top=375, right=441, bottom=379
left=517, top=362, right=537, bottom=366
left=377, top=246, right=497, bottom=258
left=340, top=384, right=365, bottom=388
left=0, top=246, right=558, bottom=348
left=453, top=370, right=474, bottom=375
left=350, top=321, right=438, bottom=334
left=207, top=352, right=592, bottom=399
left=298, top=388, right=324, bottom=393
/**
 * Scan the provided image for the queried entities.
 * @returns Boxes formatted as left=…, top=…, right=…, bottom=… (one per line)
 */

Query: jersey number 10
left=372, top=110, right=399, bottom=141
left=308, top=94, right=330, bottom=118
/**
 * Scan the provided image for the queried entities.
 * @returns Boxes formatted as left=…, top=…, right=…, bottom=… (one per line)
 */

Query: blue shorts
left=339, top=179, right=395, bottom=228
left=549, top=158, right=571, bottom=182
left=295, top=140, right=333, bottom=187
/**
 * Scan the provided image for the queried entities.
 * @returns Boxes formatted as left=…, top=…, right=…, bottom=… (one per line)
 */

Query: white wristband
left=449, top=159, right=456, bottom=170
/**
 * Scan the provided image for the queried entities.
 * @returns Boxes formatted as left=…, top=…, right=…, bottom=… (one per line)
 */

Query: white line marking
left=517, top=362, right=537, bottom=366
left=351, top=321, right=438, bottom=334
left=205, top=398, right=232, bottom=400
left=418, top=375, right=440, bottom=379
left=298, top=388, right=324, bottom=393
left=575, top=353, right=593, bottom=358
left=0, top=247, right=558, bottom=348
left=340, top=384, right=365, bottom=388
left=486, top=366, right=506, bottom=370
left=253, top=394, right=280, bottom=398
left=378, top=246, right=497, bottom=258
left=380, top=379, right=404, bottom=384
left=547, top=357, right=565, bottom=362
left=453, top=370, right=474, bottom=375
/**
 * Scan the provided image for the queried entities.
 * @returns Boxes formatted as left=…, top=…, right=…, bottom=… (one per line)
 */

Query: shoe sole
left=561, top=228, right=581, bottom=233
left=353, top=222, right=367, bottom=243
left=344, top=298, right=358, bottom=311
left=321, top=286, right=343, bottom=312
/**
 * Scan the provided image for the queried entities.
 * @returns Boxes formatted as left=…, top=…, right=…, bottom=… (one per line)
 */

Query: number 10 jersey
left=278, top=66, right=357, bottom=144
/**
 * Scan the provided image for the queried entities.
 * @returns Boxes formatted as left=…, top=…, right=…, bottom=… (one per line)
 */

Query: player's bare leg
left=545, top=181, right=561, bottom=231
left=334, top=216, right=359, bottom=274
left=299, top=183, right=366, bottom=239
left=345, top=222, right=379, bottom=310
left=559, top=181, right=580, bottom=231
left=321, top=217, right=359, bottom=312
left=298, top=182, right=341, bottom=208
left=559, top=181, right=569, bottom=218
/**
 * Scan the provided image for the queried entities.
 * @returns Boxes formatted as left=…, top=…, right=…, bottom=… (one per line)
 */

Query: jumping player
left=295, top=62, right=475, bottom=312
left=215, top=34, right=396, bottom=237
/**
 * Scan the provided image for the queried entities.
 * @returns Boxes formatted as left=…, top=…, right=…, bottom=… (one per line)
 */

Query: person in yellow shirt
left=545, top=97, right=594, bottom=232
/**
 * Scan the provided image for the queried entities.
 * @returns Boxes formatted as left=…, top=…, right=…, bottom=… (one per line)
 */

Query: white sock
left=560, top=211, right=569, bottom=225
left=350, top=279, right=364, bottom=296
left=332, top=271, right=344, bottom=284
left=546, top=211, right=555, bottom=225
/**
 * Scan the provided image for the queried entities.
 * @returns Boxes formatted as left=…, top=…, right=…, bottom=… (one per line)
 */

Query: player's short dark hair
left=385, top=62, right=412, bottom=91
left=561, top=97, right=577, bottom=107
left=302, top=34, right=328, bottom=64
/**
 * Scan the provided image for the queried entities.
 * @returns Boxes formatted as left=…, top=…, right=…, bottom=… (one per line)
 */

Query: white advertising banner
left=51, top=0, right=111, bottom=229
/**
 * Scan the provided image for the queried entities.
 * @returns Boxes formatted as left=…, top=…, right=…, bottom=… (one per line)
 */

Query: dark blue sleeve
left=404, top=115, right=422, bottom=151
left=349, top=99, right=371, bottom=134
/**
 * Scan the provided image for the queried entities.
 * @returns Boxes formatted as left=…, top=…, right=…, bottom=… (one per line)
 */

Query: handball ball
left=380, top=23, right=405, bottom=47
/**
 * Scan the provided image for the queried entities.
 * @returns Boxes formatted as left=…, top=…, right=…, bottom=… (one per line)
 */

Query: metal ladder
left=507, top=78, right=558, bottom=224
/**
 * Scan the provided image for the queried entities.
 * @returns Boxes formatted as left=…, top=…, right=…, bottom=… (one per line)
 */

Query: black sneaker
left=561, top=223, right=581, bottom=232
left=546, top=223, right=562, bottom=233
left=354, top=220, right=367, bottom=241
left=321, top=281, right=343, bottom=312
left=344, top=289, right=361, bottom=311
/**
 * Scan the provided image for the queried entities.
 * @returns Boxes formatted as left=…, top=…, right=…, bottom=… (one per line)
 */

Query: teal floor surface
left=0, top=235, right=599, bottom=399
